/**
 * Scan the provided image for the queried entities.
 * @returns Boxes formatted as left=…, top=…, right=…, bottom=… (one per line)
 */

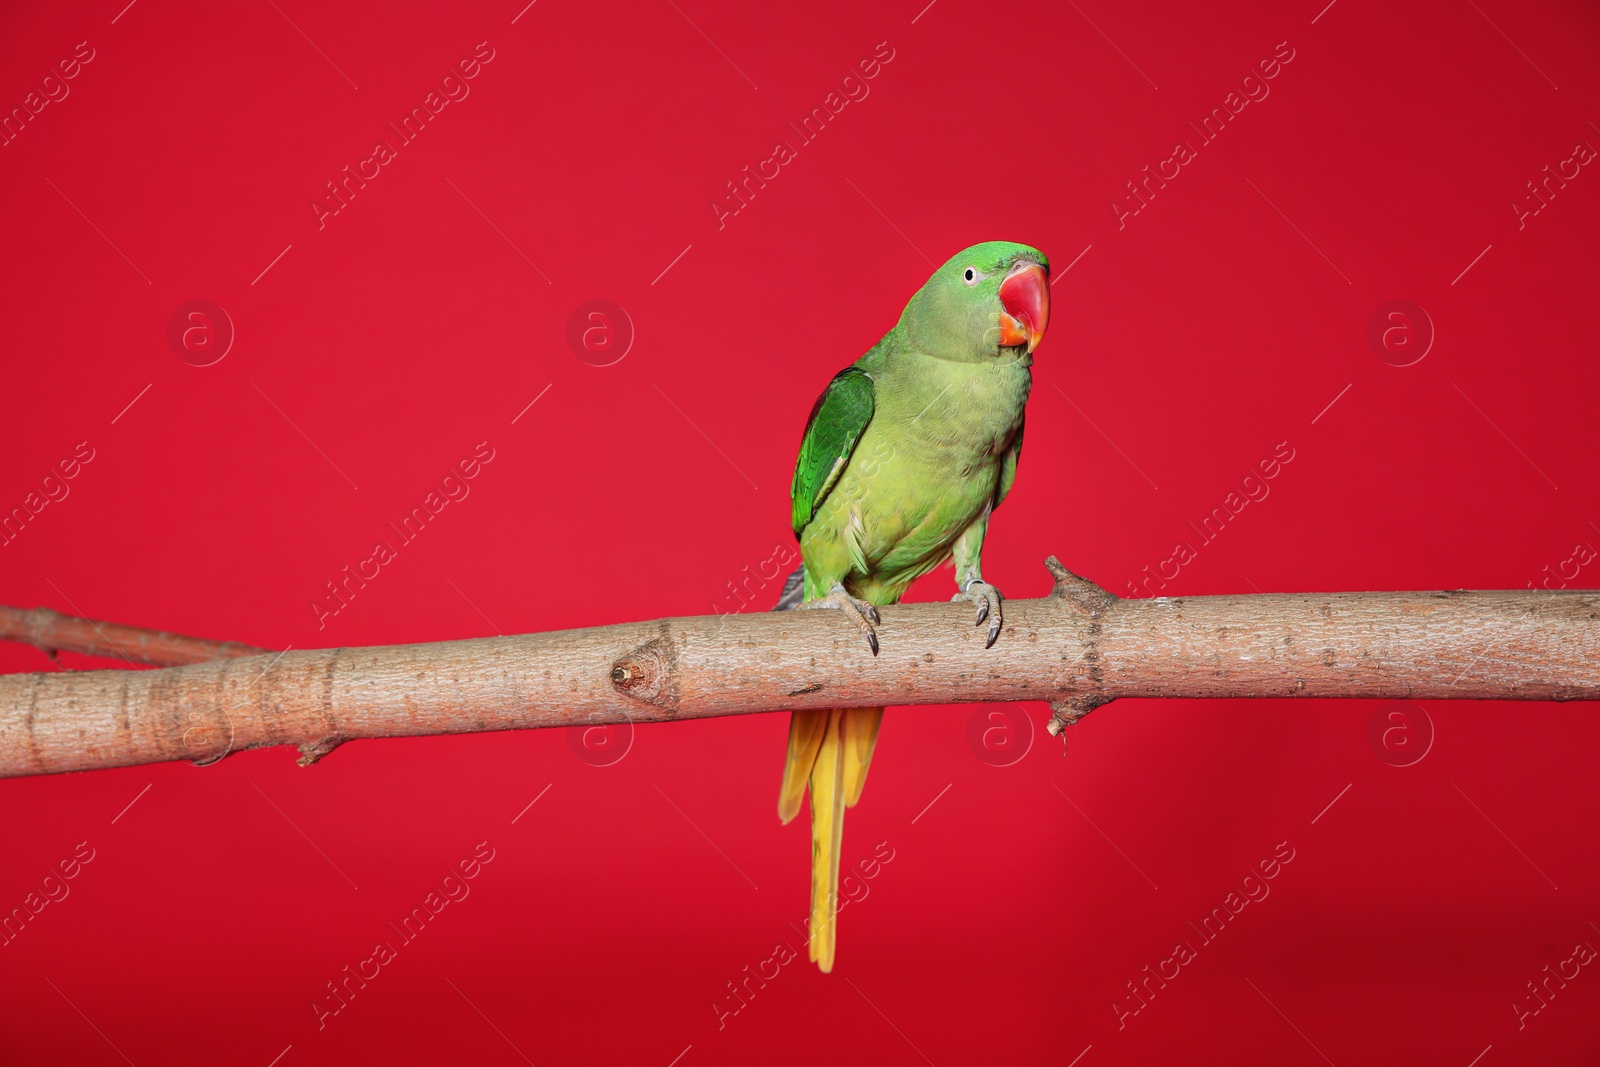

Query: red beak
left=997, top=261, right=1049, bottom=352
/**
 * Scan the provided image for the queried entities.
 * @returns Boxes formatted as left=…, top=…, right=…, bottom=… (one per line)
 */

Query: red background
left=3, top=0, right=1599, bottom=1063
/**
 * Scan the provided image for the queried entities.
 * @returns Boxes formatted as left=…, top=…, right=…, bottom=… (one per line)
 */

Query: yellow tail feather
left=780, top=706, right=885, bottom=972
left=778, top=709, right=828, bottom=825
left=841, top=707, right=883, bottom=808
left=808, top=710, right=845, bottom=972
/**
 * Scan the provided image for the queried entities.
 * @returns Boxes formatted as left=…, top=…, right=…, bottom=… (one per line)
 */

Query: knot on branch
left=610, top=635, right=679, bottom=710
left=1041, top=557, right=1116, bottom=736
left=296, top=736, right=343, bottom=766
left=1046, top=694, right=1111, bottom=736
left=1043, top=556, right=1118, bottom=615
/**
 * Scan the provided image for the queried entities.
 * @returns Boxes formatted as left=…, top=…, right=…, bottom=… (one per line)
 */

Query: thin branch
left=0, top=605, right=266, bottom=667
left=0, top=558, right=1596, bottom=780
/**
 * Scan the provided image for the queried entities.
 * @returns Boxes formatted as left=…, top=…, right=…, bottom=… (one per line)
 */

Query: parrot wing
left=790, top=367, right=875, bottom=537
left=770, top=565, right=806, bottom=612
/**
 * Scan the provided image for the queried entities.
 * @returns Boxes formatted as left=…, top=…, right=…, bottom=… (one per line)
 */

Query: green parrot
left=774, top=240, right=1051, bottom=971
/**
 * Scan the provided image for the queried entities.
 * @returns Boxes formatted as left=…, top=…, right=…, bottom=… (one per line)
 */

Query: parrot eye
left=962, top=267, right=984, bottom=286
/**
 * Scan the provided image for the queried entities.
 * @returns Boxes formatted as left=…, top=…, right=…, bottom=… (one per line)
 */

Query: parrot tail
left=778, top=705, right=884, bottom=972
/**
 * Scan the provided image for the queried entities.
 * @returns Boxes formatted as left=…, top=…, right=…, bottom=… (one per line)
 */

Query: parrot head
left=899, top=240, right=1051, bottom=363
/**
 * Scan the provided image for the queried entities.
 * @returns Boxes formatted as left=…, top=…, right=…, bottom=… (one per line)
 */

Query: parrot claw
left=801, top=583, right=880, bottom=655
left=953, top=580, right=1004, bottom=648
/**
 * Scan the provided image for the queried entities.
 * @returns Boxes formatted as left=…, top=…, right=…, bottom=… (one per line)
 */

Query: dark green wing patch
left=790, top=367, right=875, bottom=536
left=995, top=414, right=1024, bottom=509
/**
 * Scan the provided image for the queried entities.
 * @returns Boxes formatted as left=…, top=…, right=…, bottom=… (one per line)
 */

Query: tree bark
left=0, top=604, right=266, bottom=666
left=1, top=558, right=1595, bottom=779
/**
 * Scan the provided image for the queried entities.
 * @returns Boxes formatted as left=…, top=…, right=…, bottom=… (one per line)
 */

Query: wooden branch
left=1, top=558, right=1596, bottom=779
left=0, top=605, right=266, bottom=667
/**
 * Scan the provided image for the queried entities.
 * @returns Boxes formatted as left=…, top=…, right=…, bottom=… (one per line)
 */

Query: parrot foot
left=800, top=583, right=881, bottom=656
left=953, top=579, right=1004, bottom=648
